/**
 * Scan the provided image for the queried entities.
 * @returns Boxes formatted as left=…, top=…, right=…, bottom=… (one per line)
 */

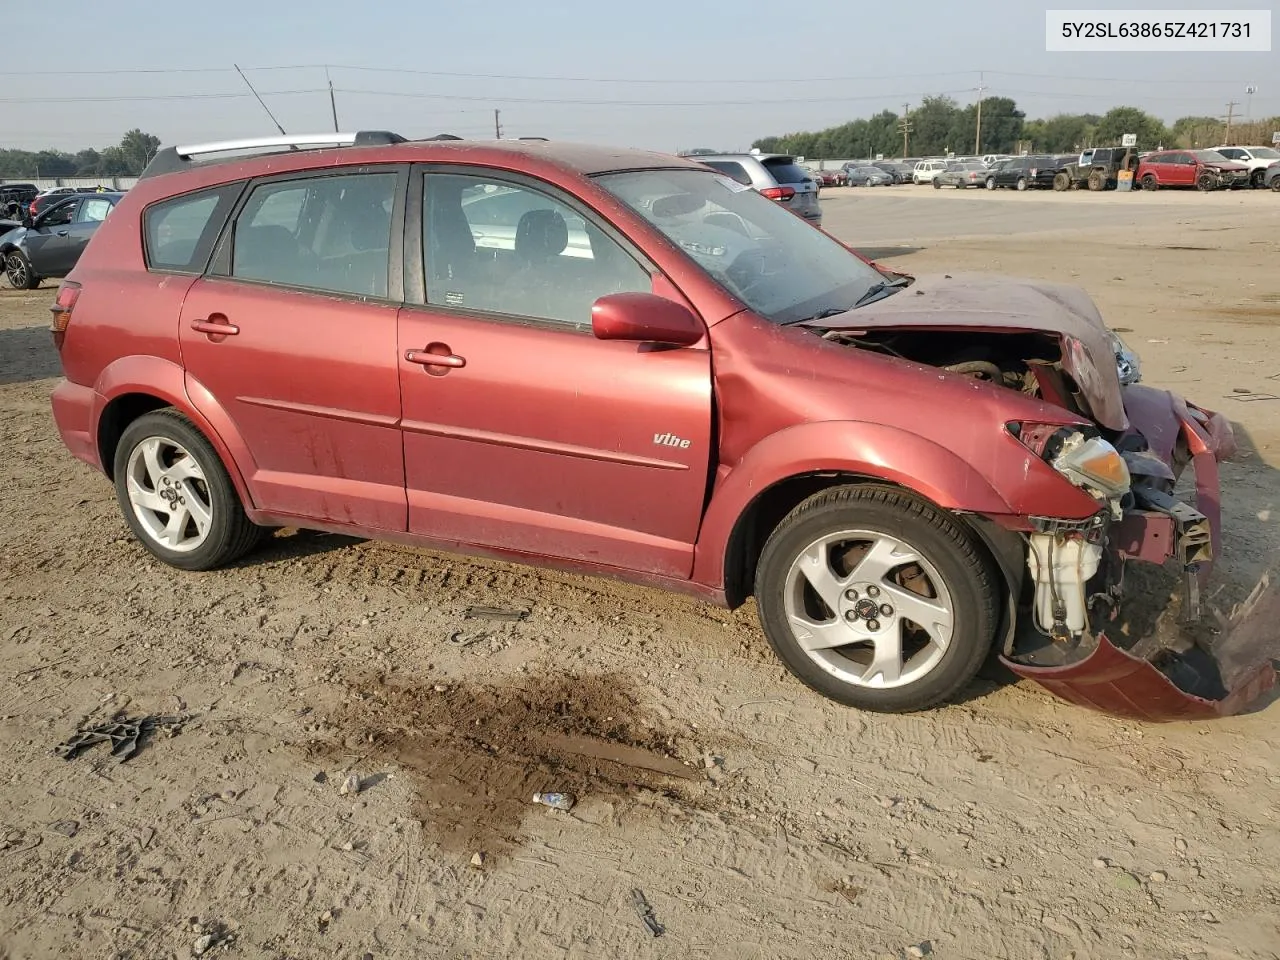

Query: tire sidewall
left=6, top=251, right=37, bottom=289
left=112, top=411, right=246, bottom=571
left=754, top=488, right=996, bottom=712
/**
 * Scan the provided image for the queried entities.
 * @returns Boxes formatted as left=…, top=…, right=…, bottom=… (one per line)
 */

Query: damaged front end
left=805, top=274, right=1278, bottom=720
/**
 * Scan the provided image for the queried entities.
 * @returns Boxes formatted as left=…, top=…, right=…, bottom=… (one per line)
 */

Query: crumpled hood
left=801, top=273, right=1128, bottom=431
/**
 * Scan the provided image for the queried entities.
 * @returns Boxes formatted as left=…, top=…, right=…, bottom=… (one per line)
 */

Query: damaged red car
left=49, top=133, right=1276, bottom=720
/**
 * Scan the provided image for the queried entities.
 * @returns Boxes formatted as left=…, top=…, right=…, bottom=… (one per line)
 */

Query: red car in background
left=1137, top=150, right=1251, bottom=191
left=809, top=168, right=846, bottom=187
left=46, top=131, right=1275, bottom=721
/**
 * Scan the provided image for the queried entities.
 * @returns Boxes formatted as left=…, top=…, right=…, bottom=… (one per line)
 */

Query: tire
left=1271, top=176, right=1280, bottom=193
left=985, top=177, right=996, bottom=190
left=1196, top=172, right=1215, bottom=192
left=1052, top=172, right=1071, bottom=192
left=1251, top=169, right=1265, bottom=189
left=112, top=409, right=263, bottom=571
left=1141, top=173, right=1159, bottom=191
left=1087, top=171, right=1104, bottom=191
left=754, top=484, right=998, bottom=713
left=1015, top=177, right=1027, bottom=191
left=4, top=250, right=39, bottom=289
left=933, top=179, right=942, bottom=190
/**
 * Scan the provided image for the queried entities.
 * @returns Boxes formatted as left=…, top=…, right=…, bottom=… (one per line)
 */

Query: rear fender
left=692, top=420, right=1015, bottom=590
left=93, top=356, right=256, bottom=510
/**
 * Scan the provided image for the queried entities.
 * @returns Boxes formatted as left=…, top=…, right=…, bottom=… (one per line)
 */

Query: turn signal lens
left=50, top=281, right=81, bottom=349
left=1052, top=433, right=1131, bottom=498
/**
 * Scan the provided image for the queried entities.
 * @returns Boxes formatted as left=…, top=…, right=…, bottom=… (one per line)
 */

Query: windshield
left=596, top=168, right=883, bottom=325
left=1250, top=147, right=1280, bottom=159
left=1193, top=150, right=1230, bottom=162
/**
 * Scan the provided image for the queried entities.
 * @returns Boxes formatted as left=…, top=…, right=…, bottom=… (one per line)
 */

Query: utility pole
left=1224, top=100, right=1239, bottom=145
left=494, top=109, right=502, bottom=140
left=898, top=103, right=912, bottom=157
left=326, top=67, right=339, bottom=133
left=974, top=72, right=986, bottom=155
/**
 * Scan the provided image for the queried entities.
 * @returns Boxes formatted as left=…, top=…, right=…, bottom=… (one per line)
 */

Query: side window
left=702, top=161, right=751, bottom=185
left=231, top=172, right=396, bottom=298
left=423, top=173, right=650, bottom=328
left=42, top=201, right=76, bottom=227
left=145, top=184, right=241, bottom=274
left=74, top=198, right=113, bottom=224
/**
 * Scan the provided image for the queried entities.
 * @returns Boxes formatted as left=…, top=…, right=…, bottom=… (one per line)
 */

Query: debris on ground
left=49, top=820, right=78, bottom=837
left=630, top=888, right=664, bottom=937
left=191, top=933, right=214, bottom=956
left=531, top=791, right=575, bottom=811
left=339, top=773, right=361, bottom=796
left=470, top=852, right=486, bottom=868
left=54, top=713, right=186, bottom=762
left=463, top=606, right=530, bottom=622
left=906, top=943, right=932, bottom=958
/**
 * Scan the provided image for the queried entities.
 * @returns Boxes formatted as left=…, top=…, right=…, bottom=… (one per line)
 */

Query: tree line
left=0, top=129, right=162, bottom=178
left=751, top=97, right=1280, bottom=159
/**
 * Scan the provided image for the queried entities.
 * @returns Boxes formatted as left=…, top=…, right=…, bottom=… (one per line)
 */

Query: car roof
left=694, top=152, right=792, bottom=162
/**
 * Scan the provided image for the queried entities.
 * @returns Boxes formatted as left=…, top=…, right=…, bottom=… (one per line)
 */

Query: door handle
left=405, top=348, right=465, bottom=369
left=191, top=318, right=240, bottom=337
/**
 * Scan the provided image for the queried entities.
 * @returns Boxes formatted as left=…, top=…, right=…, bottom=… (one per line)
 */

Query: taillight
left=761, top=186, right=796, bottom=201
left=50, top=281, right=80, bottom=349
left=28, top=201, right=37, bottom=216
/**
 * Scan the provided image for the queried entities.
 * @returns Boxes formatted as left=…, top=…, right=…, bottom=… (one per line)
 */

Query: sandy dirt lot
left=2, top=188, right=1279, bottom=960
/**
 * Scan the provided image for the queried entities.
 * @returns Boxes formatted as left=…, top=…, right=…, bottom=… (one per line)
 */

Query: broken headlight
left=1009, top=423, right=1132, bottom=502
left=1110, top=331, right=1141, bottom=385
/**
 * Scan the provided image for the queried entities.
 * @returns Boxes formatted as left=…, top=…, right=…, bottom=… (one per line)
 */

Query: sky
left=3, top=0, right=1276, bottom=154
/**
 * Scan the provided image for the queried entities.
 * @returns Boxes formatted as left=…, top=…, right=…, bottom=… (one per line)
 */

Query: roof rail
left=139, top=130, right=407, bottom=179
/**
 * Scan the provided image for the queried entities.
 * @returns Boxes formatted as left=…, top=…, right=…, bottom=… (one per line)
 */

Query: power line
left=0, top=89, right=325, bottom=103
left=331, top=87, right=978, bottom=107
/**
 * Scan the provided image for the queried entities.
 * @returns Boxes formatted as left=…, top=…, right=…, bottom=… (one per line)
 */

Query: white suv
left=912, top=159, right=947, bottom=184
left=1212, top=146, right=1280, bottom=188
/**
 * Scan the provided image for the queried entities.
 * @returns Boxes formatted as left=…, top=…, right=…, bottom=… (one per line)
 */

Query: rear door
left=396, top=166, right=713, bottom=577
left=177, top=166, right=409, bottom=531
left=761, top=157, right=820, bottom=221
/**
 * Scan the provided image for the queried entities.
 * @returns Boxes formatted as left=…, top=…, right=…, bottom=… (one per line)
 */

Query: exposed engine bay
left=801, top=272, right=1277, bottom=720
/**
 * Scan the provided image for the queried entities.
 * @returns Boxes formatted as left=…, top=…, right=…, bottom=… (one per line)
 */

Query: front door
left=61, top=195, right=115, bottom=273
left=1171, top=153, right=1196, bottom=186
left=178, top=167, right=408, bottom=530
left=397, top=168, right=713, bottom=577
left=25, top=198, right=77, bottom=277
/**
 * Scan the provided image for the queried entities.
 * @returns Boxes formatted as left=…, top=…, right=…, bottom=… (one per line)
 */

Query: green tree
left=1094, top=107, right=1168, bottom=149
left=119, top=128, right=161, bottom=173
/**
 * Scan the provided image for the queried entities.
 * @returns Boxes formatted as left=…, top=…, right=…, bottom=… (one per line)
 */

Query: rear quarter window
left=144, top=184, right=243, bottom=274
left=760, top=159, right=811, bottom=184
left=701, top=161, right=752, bottom=185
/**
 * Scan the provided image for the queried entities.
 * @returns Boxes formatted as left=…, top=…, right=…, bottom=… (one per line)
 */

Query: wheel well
left=721, top=472, right=1019, bottom=617
left=97, top=393, right=171, bottom=479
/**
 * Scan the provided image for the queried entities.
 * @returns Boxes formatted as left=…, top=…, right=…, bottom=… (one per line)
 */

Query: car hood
left=1207, top=161, right=1248, bottom=171
left=798, top=272, right=1128, bottom=431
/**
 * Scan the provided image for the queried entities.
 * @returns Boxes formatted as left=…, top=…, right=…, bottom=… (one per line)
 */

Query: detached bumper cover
left=1002, top=386, right=1278, bottom=721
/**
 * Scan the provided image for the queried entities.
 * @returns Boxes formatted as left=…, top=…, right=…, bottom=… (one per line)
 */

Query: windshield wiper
left=785, top=307, right=848, bottom=325
left=852, top=276, right=911, bottom=309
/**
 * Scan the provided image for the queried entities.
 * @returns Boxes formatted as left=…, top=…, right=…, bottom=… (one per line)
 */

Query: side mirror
left=591, top=292, right=703, bottom=347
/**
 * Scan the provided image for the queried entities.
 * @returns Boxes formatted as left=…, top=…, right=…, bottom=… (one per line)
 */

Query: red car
left=48, top=132, right=1275, bottom=720
left=1136, top=150, right=1251, bottom=191
left=810, top=168, right=845, bottom=187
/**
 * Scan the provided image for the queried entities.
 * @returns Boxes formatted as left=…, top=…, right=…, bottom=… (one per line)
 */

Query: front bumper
left=1001, top=386, right=1278, bottom=721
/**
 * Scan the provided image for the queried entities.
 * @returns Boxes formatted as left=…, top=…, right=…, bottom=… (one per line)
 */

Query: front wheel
left=5, top=250, right=39, bottom=289
left=933, top=179, right=942, bottom=190
left=1271, top=176, right=1280, bottom=193
left=1251, top=169, right=1265, bottom=189
left=1141, top=173, right=1159, bottom=191
left=1196, top=172, right=1216, bottom=192
left=1015, top=177, right=1027, bottom=191
left=985, top=177, right=996, bottom=190
left=1052, top=172, right=1071, bottom=192
left=754, top=485, right=998, bottom=713
left=113, top=410, right=263, bottom=571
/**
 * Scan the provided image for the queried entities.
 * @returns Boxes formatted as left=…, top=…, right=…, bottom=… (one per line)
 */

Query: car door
left=1170, top=153, right=1195, bottom=186
left=397, top=167, right=713, bottom=578
left=25, top=198, right=78, bottom=276
left=177, top=166, right=409, bottom=531
left=60, top=196, right=114, bottom=274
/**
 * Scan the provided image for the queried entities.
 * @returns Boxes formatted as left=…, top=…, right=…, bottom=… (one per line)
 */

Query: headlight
left=1009, top=423, right=1132, bottom=501
left=1110, top=331, right=1141, bottom=385
left=1051, top=432, right=1131, bottom=498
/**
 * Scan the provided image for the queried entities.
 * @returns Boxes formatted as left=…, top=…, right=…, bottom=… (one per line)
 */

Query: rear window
left=144, top=184, right=242, bottom=274
left=760, top=158, right=811, bottom=184
left=701, top=160, right=752, bottom=185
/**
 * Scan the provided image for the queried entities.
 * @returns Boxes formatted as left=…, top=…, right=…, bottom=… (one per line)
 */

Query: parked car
left=911, top=159, right=948, bottom=184
left=0, top=183, right=38, bottom=220
left=1265, top=161, right=1280, bottom=191
left=872, top=161, right=913, bottom=184
left=28, top=188, right=79, bottom=219
left=1054, top=147, right=1140, bottom=191
left=1211, top=146, right=1280, bottom=188
left=844, top=165, right=892, bottom=187
left=985, top=155, right=1056, bottom=191
left=933, top=161, right=988, bottom=189
left=696, top=153, right=822, bottom=225
left=1136, top=150, right=1250, bottom=191
left=809, top=168, right=846, bottom=188
left=46, top=130, right=1269, bottom=721
left=1, top=192, right=122, bottom=289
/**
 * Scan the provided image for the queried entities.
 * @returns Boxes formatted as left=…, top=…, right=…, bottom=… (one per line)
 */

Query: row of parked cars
left=0, top=184, right=125, bottom=289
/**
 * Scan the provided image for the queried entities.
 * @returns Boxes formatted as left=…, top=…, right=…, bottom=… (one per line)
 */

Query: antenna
left=234, top=63, right=287, bottom=136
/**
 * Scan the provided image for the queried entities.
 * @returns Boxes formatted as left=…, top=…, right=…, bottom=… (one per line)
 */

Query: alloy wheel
left=124, top=436, right=214, bottom=553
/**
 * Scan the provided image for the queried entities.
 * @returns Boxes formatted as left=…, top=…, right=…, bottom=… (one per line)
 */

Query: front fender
left=691, top=420, right=1016, bottom=589
left=92, top=356, right=256, bottom=510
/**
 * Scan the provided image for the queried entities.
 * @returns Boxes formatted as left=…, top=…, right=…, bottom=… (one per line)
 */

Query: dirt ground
left=2, top=190, right=1280, bottom=960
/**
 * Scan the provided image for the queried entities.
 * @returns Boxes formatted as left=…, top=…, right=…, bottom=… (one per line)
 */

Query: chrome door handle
left=191, top=318, right=240, bottom=337
left=405, top=349, right=465, bottom=369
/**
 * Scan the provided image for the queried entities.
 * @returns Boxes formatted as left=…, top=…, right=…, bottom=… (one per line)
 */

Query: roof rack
left=139, top=130, right=407, bottom=179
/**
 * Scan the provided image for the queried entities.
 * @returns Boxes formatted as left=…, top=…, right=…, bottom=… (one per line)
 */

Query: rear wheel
left=1087, top=171, right=1104, bottom=191
left=113, top=410, right=263, bottom=571
left=1141, top=173, right=1159, bottom=191
left=985, top=177, right=996, bottom=190
left=933, top=179, right=942, bottom=189
left=1015, top=177, right=1027, bottom=191
left=1250, top=169, right=1265, bottom=189
left=1052, top=172, right=1071, bottom=191
left=1271, top=176, right=1280, bottom=193
left=754, top=485, right=998, bottom=713
left=4, top=250, right=38, bottom=289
